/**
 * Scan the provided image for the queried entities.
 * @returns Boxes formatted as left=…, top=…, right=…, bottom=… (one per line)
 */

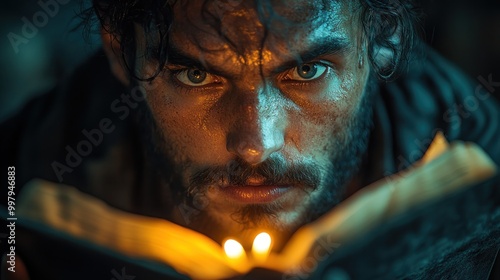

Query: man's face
left=134, top=0, right=373, bottom=248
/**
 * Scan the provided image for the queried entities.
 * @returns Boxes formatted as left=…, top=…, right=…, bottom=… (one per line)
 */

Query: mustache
left=187, top=156, right=322, bottom=195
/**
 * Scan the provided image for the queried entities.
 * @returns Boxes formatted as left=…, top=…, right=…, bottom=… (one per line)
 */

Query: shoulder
left=0, top=51, right=128, bottom=191
left=376, top=45, right=500, bottom=168
left=356, top=45, right=500, bottom=279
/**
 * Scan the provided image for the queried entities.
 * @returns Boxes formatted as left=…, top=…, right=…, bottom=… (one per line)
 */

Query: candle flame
left=224, top=239, right=245, bottom=259
left=252, top=232, right=272, bottom=258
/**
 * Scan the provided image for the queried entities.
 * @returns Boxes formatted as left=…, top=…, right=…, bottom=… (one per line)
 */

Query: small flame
left=252, top=232, right=272, bottom=262
left=224, top=239, right=245, bottom=259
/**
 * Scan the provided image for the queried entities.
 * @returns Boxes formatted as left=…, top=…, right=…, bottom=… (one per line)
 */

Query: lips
left=219, top=185, right=292, bottom=204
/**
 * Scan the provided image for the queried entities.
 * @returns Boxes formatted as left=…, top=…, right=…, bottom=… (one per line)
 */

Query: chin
left=184, top=202, right=309, bottom=251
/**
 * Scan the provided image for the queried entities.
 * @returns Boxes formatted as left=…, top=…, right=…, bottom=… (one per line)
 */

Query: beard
left=133, top=74, right=376, bottom=248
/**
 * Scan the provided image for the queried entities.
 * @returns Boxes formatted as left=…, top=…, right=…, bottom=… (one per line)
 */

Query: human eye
left=172, top=67, right=222, bottom=87
left=282, top=61, right=331, bottom=82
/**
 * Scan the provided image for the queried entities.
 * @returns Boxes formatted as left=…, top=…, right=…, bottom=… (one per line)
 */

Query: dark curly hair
left=81, top=0, right=421, bottom=81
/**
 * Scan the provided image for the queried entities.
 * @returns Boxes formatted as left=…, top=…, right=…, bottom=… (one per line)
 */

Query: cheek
left=287, top=70, right=366, bottom=156
left=142, top=80, right=228, bottom=164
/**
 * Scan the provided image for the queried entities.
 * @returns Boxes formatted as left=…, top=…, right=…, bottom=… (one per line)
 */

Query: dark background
left=1, top=0, right=499, bottom=121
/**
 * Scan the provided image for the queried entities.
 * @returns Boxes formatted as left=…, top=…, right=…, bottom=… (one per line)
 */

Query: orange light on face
left=252, top=232, right=272, bottom=263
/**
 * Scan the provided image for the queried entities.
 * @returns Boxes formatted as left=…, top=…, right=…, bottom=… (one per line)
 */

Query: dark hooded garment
left=1, top=46, right=499, bottom=279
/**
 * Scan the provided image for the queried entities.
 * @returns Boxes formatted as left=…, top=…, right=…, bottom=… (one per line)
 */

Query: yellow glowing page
left=265, top=134, right=497, bottom=271
left=17, top=180, right=250, bottom=279
left=16, top=133, right=498, bottom=279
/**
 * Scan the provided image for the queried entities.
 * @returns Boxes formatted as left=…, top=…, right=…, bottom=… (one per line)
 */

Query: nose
left=226, top=87, right=285, bottom=165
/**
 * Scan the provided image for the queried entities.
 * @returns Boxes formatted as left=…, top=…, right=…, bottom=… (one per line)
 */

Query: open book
left=13, top=134, right=498, bottom=279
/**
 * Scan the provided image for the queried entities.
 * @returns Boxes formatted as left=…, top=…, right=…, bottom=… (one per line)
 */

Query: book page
left=16, top=135, right=497, bottom=279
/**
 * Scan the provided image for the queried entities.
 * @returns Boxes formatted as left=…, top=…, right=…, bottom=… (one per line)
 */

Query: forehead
left=168, top=0, right=358, bottom=65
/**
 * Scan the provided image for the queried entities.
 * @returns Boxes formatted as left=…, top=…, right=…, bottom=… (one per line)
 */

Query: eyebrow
left=166, top=47, right=208, bottom=70
left=164, top=36, right=351, bottom=75
left=165, top=46, right=236, bottom=77
left=272, top=37, right=351, bottom=73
